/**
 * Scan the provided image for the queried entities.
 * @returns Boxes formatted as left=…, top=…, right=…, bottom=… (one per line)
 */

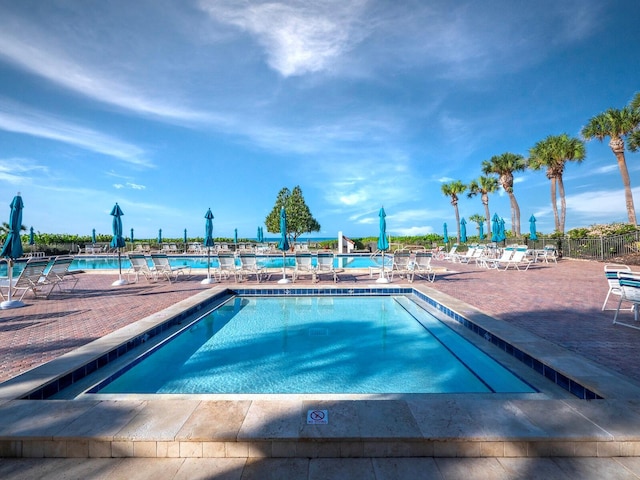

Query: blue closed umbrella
left=110, top=203, right=127, bottom=286
left=91, top=228, right=97, bottom=244
left=478, top=221, right=485, bottom=240
left=460, top=217, right=467, bottom=243
left=376, top=207, right=390, bottom=283
left=1, top=193, right=25, bottom=309
left=234, top=228, right=238, bottom=245
left=443, top=223, right=449, bottom=244
left=491, top=214, right=500, bottom=242
left=158, top=228, right=162, bottom=244
left=498, top=217, right=506, bottom=242
left=277, top=207, right=290, bottom=284
left=202, top=208, right=215, bottom=284
left=130, top=228, right=134, bottom=244
left=29, top=226, right=35, bottom=246
left=529, top=215, right=538, bottom=241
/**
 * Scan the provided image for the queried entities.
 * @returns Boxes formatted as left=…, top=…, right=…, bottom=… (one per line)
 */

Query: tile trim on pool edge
left=14, top=286, right=601, bottom=400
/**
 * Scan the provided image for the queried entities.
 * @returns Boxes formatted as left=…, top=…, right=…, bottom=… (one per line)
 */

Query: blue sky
left=0, top=0, right=639, bottom=241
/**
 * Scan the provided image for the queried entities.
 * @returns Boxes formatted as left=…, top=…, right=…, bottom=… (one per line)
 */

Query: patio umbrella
left=491, top=214, right=500, bottom=242
left=376, top=207, right=390, bottom=283
left=29, top=226, right=35, bottom=256
left=460, top=218, right=467, bottom=243
left=277, top=207, right=290, bottom=284
left=130, top=228, right=134, bottom=251
left=257, top=226, right=263, bottom=243
left=529, top=215, right=538, bottom=242
left=498, top=217, right=506, bottom=242
left=91, top=228, right=97, bottom=244
left=110, top=203, right=127, bottom=286
left=157, top=228, right=162, bottom=245
left=478, top=221, right=485, bottom=241
left=443, top=223, right=449, bottom=245
left=1, top=193, right=25, bottom=309
left=184, top=228, right=188, bottom=253
left=201, top=208, right=216, bottom=284
left=234, top=228, right=238, bottom=245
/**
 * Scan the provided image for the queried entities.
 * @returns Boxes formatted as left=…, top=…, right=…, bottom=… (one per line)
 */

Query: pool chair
left=38, top=255, right=81, bottom=298
left=390, top=250, right=414, bottom=282
left=316, top=252, right=338, bottom=283
left=613, top=271, right=640, bottom=330
left=217, top=253, right=241, bottom=282
left=603, top=264, right=633, bottom=311
left=453, top=246, right=479, bottom=264
left=238, top=253, right=265, bottom=282
left=413, top=252, right=435, bottom=282
left=150, top=253, right=191, bottom=282
left=127, top=254, right=163, bottom=283
left=437, top=244, right=458, bottom=261
left=481, top=247, right=516, bottom=269
left=0, top=258, right=50, bottom=301
left=540, top=244, right=559, bottom=263
left=292, top=252, right=316, bottom=283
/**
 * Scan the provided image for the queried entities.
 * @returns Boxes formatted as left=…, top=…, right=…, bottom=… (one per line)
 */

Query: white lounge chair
left=0, top=258, right=50, bottom=301
left=603, top=264, right=633, bottom=311
left=38, top=255, right=80, bottom=297
left=413, top=252, right=435, bottom=282
left=390, top=251, right=414, bottom=282
left=613, top=271, right=640, bottom=330
left=127, top=254, right=164, bottom=283
left=150, top=253, right=191, bottom=282
left=217, top=253, right=241, bottom=282
left=316, top=252, right=338, bottom=283
left=238, top=253, right=265, bottom=282
left=481, top=248, right=515, bottom=269
left=293, top=252, right=315, bottom=282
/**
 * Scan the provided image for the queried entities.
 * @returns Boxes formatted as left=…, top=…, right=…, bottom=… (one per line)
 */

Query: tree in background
left=467, top=175, right=499, bottom=240
left=481, top=152, right=526, bottom=236
left=441, top=180, right=467, bottom=243
left=528, top=134, right=585, bottom=234
left=265, top=186, right=321, bottom=245
left=468, top=213, right=486, bottom=238
left=628, top=92, right=640, bottom=155
left=581, top=102, right=640, bottom=225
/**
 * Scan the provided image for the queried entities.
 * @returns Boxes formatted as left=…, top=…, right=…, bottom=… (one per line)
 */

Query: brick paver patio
left=1, top=258, right=639, bottom=388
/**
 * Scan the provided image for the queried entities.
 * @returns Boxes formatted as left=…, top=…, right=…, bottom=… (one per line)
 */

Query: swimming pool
left=69, top=254, right=394, bottom=271
left=91, top=295, right=534, bottom=395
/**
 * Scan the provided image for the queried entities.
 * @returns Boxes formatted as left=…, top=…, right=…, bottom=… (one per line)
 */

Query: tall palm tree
left=629, top=92, right=640, bottom=152
left=528, top=134, right=585, bottom=234
left=468, top=213, right=486, bottom=238
left=441, top=180, right=467, bottom=243
left=581, top=106, right=640, bottom=225
left=467, top=175, right=499, bottom=240
left=481, top=153, right=526, bottom=236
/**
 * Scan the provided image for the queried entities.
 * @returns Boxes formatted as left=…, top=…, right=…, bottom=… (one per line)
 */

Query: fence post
left=600, top=235, right=604, bottom=261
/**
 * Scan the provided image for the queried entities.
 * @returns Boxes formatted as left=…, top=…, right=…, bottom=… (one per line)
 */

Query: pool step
left=2, top=398, right=640, bottom=458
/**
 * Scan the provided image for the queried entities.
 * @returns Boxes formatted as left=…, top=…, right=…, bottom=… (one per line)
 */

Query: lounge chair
left=413, top=252, right=435, bottom=282
left=453, top=246, right=478, bottom=264
left=217, top=253, right=241, bottom=282
left=390, top=251, right=414, bottom=282
left=603, top=264, right=633, bottom=311
left=0, top=258, right=50, bottom=301
left=127, top=254, right=163, bottom=283
left=38, top=255, right=80, bottom=298
left=150, top=253, right=191, bottom=282
left=238, top=253, right=265, bottom=282
left=292, top=252, right=315, bottom=282
left=613, top=271, right=640, bottom=330
left=316, top=252, right=338, bottom=283
left=438, top=244, right=458, bottom=261
left=481, top=247, right=515, bottom=269
left=540, top=245, right=558, bottom=263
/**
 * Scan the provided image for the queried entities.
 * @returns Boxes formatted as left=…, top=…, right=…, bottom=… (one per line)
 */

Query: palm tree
left=441, top=180, right=467, bottom=243
left=528, top=134, right=585, bottom=234
left=581, top=106, right=640, bottom=225
left=468, top=213, right=486, bottom=239
left=481, top=153, right=526, bottom=236
left=629, top=92, right=640, bottom=152
left=467, top=175, right=499, bottom=240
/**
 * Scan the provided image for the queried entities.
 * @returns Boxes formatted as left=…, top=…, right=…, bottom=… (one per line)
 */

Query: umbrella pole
left=1, top=259, right=25, bottom=309
left=278, top=251, right=290, bottom=284
left=376, top=251, right=390, bottom=284
left=112, top=249, right=127, bottom=286
left=201, top=247, right=215, bottom=284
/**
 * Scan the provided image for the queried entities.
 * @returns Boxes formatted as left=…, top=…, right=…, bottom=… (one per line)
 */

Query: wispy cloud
left=0, top=157, right=48, bottom=185
left=114, top=182, right=146, bottom=190
left=0, top=100, right=153, bottom=167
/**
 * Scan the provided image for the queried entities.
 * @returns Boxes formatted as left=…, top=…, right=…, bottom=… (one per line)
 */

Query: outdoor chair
left=390, top=251, right=414, bottom=282
left=316, top=252, right=338, bottom=283
left=481, top=247, right=515, bottom=269
left=217, top=253, right=241, bottom=282
left=150, top=253, right=191, bottom=282
left=603, top=264, right=633, bottom=311
left=454, top=246, right=479, bottom=264
left=292, top=252, right=316, bottom=283
left=540, top=245, right=558, bottom=263
left=413, top=252, right=435, bottom=282
left=238, top=253, right=265, bottom=282
left=613, top=271, right=640, bottom=330
left=0, top=258, right=50, bottom=301
left=38, top=255, right=81, bottom=298
left=127, top=254, right=163, bottom=283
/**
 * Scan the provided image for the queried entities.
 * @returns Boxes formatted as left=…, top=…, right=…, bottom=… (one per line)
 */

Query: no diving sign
left=307, top=409, right=328, bottom=425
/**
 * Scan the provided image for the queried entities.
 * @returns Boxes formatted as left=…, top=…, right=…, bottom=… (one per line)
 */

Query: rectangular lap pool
left=90, top=295, right=535, bottom=395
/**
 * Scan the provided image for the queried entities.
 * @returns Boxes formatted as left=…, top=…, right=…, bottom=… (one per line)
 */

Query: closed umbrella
left=478, top=221, right=485, bottom=241
left=376, top=207, right=390, bottom=283
left=491, top=214, right=500, bottom=242
left=91, top=228, right=97, bottom=245
left=498, top=217, right=506, bottom=242
left=157, top=228, right=162, bottom=245
left=110, top=203, right=127, bottom=286
left=184, top=228, right=188, bottom=253
left=257, top=226, right=263, bottom=243
left=443, top=223, right=449, bottom=245
left=1, top=193, right=25, bottom=309
left=201, top=208, right=216, bottom=284
left=529, top=215, right=538, bottom=242
left=277, top=207, right=290, bottom=284
left=130, top=228, right=134, bottom=251
left=460, top=218, right=467, bottom=243
left=29, top=226, right=35, bottom=256
left=234, top=228, right=238, bottom=245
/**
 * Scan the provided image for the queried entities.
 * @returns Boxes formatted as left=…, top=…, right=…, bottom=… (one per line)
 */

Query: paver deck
left=1, top=257, right=640, bottom=478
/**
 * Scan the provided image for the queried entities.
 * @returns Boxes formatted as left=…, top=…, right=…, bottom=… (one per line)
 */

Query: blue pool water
left=68, top=254, right=393, bottom=271
left=94, top=296, right=534, bottom=395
